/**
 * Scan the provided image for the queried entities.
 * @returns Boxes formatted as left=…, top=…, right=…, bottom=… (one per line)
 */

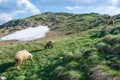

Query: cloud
left=67, top=6, right=120, bottom=15
left=37, top=0, right=119, bottom=7
left=0, top=0, right=40, bottom=24
left=111, top=0, right=118, bottom=5
left=93, top=6, right=120, bottom=15
left=0, top=13, right=12, bottom=21
left=66, top=6, right=80, bottom=10
left=64, top=0, right=120, bottom=15
left=0, top=13, right=13, bottom=24
left=17, top=0, right=40, bottom=14
left=37, top=0, right=74, bottom=7
left=36, top=0, right=120, bottom=15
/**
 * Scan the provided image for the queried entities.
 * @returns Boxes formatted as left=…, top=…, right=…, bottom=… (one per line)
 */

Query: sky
left=0, top=0, right=120, bottom=25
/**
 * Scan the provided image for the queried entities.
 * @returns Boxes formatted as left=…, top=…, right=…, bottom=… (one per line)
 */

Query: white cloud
left=111, top=0, right=118, bottom=5
left=17, top=0, right=40, bottom=14
left=66, top=6, right=80, bottom=10
left=74, top=6, right=120, bottom=15
left=0, top=13, right=13, bottom=22
left=65, top=0, right=120, bottom=15
left=83, top=0, right=96, bottom=4
left=94, top=6, right=120, bottom=15
left=0, top=0, right=40, bottom=24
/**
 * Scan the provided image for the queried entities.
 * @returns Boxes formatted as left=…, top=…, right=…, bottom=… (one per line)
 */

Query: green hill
left=0, top=12, right=109, bottom=36
left=0, top=12, right=120, bottom=80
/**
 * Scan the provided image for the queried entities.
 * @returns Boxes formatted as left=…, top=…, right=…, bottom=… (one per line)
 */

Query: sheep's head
left=50, top=40, right=54, bottom=43
left=29, top=54, right=33, bottom=59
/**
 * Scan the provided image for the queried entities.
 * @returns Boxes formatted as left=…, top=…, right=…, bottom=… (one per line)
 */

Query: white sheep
left=14, top=50, right=32, bottom=69
left=45, top=40, right=54, bottom=49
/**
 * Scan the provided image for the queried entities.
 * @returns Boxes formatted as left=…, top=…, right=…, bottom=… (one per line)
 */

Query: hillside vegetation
left=0, top=12, right=109, bottom=36
left=0, top=12, right=120, bottom=80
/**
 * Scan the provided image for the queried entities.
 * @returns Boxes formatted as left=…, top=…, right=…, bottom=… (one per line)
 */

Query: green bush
left=63, top=70, right=82, bottom=80
left=103, top=35, right=120, bottom=45
left=65, top=61, right=79, bottom=70
left=96, top=42, right=111, bottom=53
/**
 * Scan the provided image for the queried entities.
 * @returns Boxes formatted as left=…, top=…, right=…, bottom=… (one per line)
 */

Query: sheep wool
left=14, top=50, right=32, bottom=69
left=45, top=40, right=54, bottom=49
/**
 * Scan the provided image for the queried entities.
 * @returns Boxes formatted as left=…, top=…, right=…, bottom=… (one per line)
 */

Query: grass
left=0, top=12, right=120, bottom=79
left=0, top=12, right=108, bottom=36
left=0, top=30, right=98, bottom=79
left=0, top=28, right=119, bottom=80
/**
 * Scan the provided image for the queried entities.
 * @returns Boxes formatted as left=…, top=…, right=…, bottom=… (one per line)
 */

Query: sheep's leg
left=17, top=59, right=22, bottom=69
left=17, top=62, right=19, bottom=69
left=15, top=59, right=18, bottom=64
left=51, top=45, right=53, bottom=48
left=45, top=46, right=47, bottom=49
left=48, top=45, right=50, bottom=48
left=15, top=59, right=19, bottom=69
left=19, top=60, right=22, bottom=66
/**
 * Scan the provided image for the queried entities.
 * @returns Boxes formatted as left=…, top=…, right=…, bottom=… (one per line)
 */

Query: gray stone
left=0, top=77, right=6, bottom=80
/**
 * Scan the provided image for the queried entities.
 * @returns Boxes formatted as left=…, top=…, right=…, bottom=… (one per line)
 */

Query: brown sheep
left=14, top=50, right=32, bottom=69
left=107, top=16, right=114, bottom=26
left=45, top=40, right=54, bottom=49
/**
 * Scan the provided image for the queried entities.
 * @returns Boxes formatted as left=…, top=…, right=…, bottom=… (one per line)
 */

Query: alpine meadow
left=0, top=12, right=120, bottom=80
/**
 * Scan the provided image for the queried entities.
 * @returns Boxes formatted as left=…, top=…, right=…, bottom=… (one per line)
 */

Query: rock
left=105, top=28, right=115, bottom=34
left=32, top=23, right=38, bottom=27
left=82, top=50, right=91, bottom=58
left=110, top=63, right=120, bottom=70
left=90, top=70, right=114, bottom=80
left=25, top=21, right=30, bottom=27
left=105, top=55, right=118, bottom=61
left=0, top=77, right=6, bottom=80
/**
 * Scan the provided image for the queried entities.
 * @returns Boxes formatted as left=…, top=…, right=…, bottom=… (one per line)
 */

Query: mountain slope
left=0, top=12, right=120, bottom=80
left=0, top=12, right=109, bottom=36
left=0, top=25, right=120, bottom=80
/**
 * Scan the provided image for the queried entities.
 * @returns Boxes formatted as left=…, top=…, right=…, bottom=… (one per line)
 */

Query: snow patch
left=1, top=26, right=50, bottom=41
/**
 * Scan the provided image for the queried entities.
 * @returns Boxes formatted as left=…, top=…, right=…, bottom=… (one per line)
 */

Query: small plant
left=63, top=70, right=82, bottom=80
left=65, top=61, right=79, bottom=70
left=96, top=42, right=111, bottom=53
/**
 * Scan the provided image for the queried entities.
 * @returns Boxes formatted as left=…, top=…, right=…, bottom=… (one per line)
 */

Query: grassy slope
left=0, top=12, right=108, bottom=36
left=0, top=26, right=120, bottom=80
left=0, top=12, right=120, bottom=80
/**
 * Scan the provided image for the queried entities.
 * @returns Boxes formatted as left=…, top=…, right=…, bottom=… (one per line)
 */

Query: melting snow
left=1, top=26, right=50, bottom=41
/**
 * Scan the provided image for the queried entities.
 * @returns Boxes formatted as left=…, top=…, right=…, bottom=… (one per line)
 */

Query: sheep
left=14, top=50, right=32, bottom=69
left=45, top=40, right=54, bottom=49
left=107, top=16, right=114, bottom=26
